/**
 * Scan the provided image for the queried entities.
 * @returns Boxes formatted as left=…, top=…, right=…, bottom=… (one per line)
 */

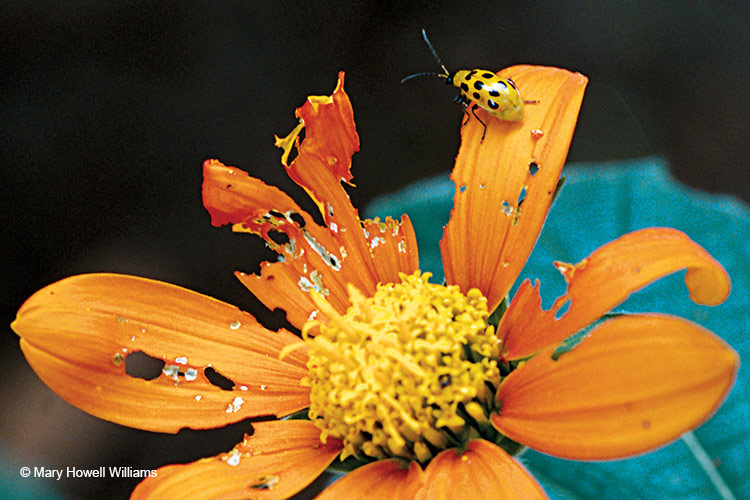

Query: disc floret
left=305, top=272, right=506, bottom=464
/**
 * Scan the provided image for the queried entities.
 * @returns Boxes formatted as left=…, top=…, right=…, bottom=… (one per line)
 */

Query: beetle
left=401, top=29, right=536, bottom=140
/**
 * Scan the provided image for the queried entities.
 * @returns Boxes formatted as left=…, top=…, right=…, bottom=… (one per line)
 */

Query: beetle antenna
left=400, top=72, right=448, bottom=84
left=420, top=29, right=451, bottom=77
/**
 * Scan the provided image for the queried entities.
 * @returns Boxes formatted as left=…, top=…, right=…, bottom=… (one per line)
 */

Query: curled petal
left=441, top=65, right=588, bottom=311
left=132, top=420, right=342, bottom=500
left=415, top=440, right=547, bottom=500
left=316, top=460, right=424, bottom=500
left=492, top=314, right=739, bottom=460
left=13, top=274, right=309, bottom=433
left=203, top=72, right=418, bottom=330
left=499, top=227, right=731, bottom=358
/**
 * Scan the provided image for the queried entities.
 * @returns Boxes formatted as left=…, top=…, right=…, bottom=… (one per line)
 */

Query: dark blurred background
left=1, top=1, right=748, bottom=498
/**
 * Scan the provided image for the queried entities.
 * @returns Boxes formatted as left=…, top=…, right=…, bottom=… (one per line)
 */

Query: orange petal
left=499, top=227, right=731, bottom=359
left=416, top=440, right=547, bottom=500
left=441, top=65, right=588, bottom=311
left=492, top=314, right=739, bottom=460
left=202, top=72, right=418, bottom=330
left=203, top=158, right=351, bottom=328
left=13, top=274, right=310, bottom=433
left=131, top=420, right=342, bottom=500
left=316, top=460, right=424, bottom=500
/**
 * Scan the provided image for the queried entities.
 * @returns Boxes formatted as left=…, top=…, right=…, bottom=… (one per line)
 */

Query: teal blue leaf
left=366, top=157, right=749, bottom=500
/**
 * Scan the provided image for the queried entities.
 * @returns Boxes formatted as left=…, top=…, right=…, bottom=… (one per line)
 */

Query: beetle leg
left=470, top=105, right=487, bottom=142
left=454, top=95, right=471, bottom=126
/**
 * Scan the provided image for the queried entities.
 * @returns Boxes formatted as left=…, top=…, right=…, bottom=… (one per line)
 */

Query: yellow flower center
left=304, top=272, right=507, bottom=463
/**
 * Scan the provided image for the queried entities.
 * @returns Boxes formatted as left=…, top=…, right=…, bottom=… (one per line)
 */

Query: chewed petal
left=492, top=314, right=738, bottom=460
left=441, top=66, right=588, bottom=312
left=499, top=227, right=731, bottom=359
left=362, top=215, right=420, bottom=281
left=202, top=73, right=418, bottom=330
left=12, top=274, right=309, bottom=433
left=415, top=440, right=548, bottom=500
left=131, top=420, right=342, bottom=500
left=316, top=460, right=424, bottom=500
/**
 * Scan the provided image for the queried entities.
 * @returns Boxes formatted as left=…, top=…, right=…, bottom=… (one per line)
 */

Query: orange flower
left=12, top=69, right=738, bottom=499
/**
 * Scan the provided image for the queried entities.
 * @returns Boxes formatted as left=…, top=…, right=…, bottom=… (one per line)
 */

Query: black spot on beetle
left=460, top=82, right=469, bottom=92
left=473, top=80, right=484, bottom=90
left=472, top=92, right=481, bottom=100
left=482, top=72, right=494, bottom=79
left=488, top=89, right=501, bottom=97
left=487, top=99, right=499, bottom=109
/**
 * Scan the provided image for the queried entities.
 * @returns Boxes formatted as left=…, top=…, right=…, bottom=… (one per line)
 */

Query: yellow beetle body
left=402, top=30, right=534, bottom=138
left=450, top=69, right=524, bottom=121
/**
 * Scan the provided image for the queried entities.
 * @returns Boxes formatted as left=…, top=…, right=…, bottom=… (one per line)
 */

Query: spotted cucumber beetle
left=401, top=29, right=537, bottom=140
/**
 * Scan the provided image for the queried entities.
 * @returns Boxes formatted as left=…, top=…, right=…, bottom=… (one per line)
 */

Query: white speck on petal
left=226, top=396, right=244, bottom=413
left=195, top=395, right=202, bottom=401
left=226, top=452, right=241, bottom=466
left=185, top=368, right=198, bottom=381
left=175, top=356, right=188, bottom=365
left=370, top=236, right=386, bottom=249
left=163, top=365, right=180, bottom=381
left=230, top=321, right=241, bottom=330
left=501, top=200, right=514, bottom=216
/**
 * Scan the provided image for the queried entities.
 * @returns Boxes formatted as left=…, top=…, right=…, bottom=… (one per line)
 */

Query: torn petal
left=416, top=440, right=547, bottom=500
left=282, top=71, right=419, bottom=304
left=492, top=314, right=738, bottom=460
left=499, top=227, right=731, bottom=359
left=131, top=420, right=342, bottom=500
left=12, top=274, right=310, bottom=433
left=316, top=460, right=424, bottom=500
left=441, top=65, right=588, bottom=312
left=202, top=74, right=419, bottom=330
left=362, top=216, right=420, bottom=282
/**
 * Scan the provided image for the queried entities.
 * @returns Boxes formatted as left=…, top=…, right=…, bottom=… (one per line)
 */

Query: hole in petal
left=268, top=230, right=289, bottom=245
left=205, top=366, right=235, bottom=391
left=517, top=185, right=528, bottom=207
left=249, top=475, right=279, bottom=490
left=125, top=351, right=165, bottom=381
left=287, top=211, right=306, bottom=228
left=528, top=161, right=539, bottom=176
left=501, top=200, right=514, bottom=216
left=554, top=299, right=571, bottom=320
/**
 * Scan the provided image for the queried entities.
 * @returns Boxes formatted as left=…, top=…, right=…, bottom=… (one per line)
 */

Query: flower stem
left=681, top=431, right=736, bottom=500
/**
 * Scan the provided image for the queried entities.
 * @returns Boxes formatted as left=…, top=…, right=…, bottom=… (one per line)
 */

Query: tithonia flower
left=13, top=68, right=738, bottom=499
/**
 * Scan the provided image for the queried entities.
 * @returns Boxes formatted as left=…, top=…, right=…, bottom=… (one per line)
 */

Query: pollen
left=305, top=272, right=505, bottom=463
